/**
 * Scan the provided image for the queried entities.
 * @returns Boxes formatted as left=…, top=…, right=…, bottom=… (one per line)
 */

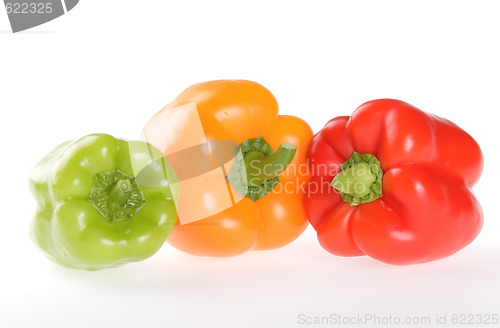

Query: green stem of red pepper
left=228, top=136, right=296, bottom=202
left=331, top=152, right=383, bottom=206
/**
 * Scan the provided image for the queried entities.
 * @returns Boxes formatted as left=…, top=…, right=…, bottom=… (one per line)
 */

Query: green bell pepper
left=29, top=133, right=178, bottom=270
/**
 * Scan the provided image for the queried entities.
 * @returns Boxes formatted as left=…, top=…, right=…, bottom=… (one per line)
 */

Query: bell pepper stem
left=227, top=136, right=297, bottom=201
left=331, top=163, right=375, bottom=198
left=331, top=152, right=383, bottom=206
left=108, top=179, right=132, bottom=206
left=244, top=143, right=296, bottom=187
left=89, top=170, right=146, bottom=222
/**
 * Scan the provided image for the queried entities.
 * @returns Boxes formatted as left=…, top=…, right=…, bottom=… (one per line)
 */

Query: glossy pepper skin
left=29, top=134, right=177, bottom=270
left=304, top=99, right=483, bottom=265
left=143, top=80, right=313, bottom=257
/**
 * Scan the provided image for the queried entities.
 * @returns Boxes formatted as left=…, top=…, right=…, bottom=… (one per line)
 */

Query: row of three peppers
left=30, top=80, right=483, bottom=269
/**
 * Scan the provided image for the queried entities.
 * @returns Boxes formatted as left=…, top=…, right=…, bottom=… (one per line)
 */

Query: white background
left=1, top=1, right=499, bottom=327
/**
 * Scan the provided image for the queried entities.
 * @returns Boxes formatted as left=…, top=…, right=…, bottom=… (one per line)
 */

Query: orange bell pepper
left=142, top=80, right=313, bottom=256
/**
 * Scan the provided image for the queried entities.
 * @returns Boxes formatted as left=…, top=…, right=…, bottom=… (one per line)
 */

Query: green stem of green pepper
left=89, top=170, right=146, bottom=222
left=108, top=179, right=132, bottom=206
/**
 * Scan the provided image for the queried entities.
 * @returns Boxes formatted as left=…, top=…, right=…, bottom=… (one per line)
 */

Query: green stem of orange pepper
left=228, top=136, right=296, bottom=201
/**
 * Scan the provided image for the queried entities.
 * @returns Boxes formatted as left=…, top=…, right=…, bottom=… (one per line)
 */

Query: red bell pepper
left=304, top=99, right=483, bottom=265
